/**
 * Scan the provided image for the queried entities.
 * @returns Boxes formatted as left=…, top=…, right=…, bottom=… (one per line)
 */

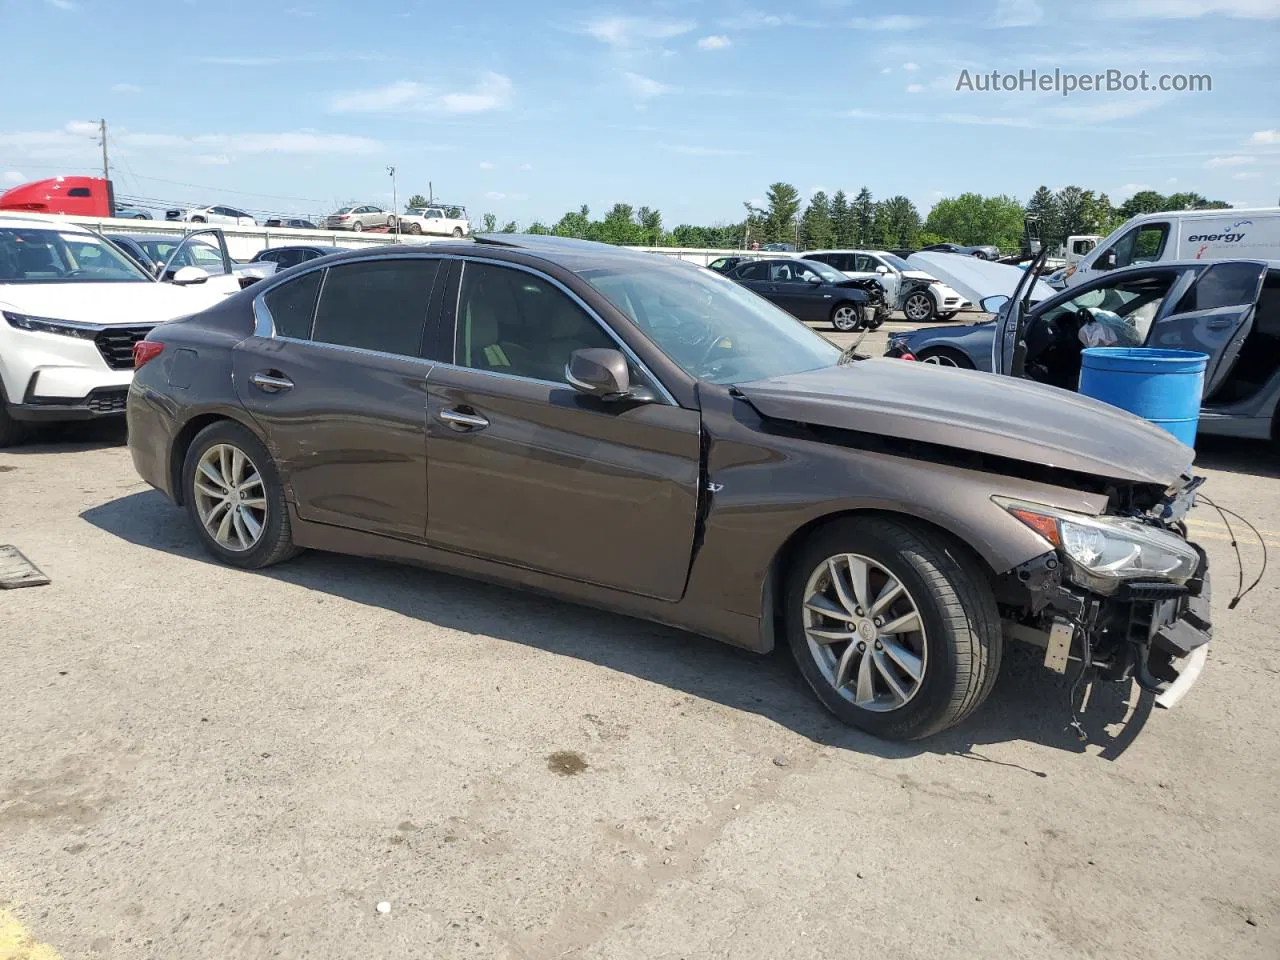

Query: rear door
left=731, top=260, right=775, bottom=300
left=232, top=255, right=446, bottom=539
left=422, top=258, right=702, bottom=601
left=1146, top=261, right=1268, bottom=398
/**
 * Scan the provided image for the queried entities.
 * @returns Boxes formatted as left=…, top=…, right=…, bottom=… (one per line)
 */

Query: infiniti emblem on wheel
left=858, top=620, right=877, bottom=641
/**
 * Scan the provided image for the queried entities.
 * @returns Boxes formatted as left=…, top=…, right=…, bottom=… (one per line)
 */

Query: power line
left=122, top=172, right=331, bottom=205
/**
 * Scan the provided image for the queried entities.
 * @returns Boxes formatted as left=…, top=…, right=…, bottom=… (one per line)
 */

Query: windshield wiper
left=836, top=329, right=868, bottom=365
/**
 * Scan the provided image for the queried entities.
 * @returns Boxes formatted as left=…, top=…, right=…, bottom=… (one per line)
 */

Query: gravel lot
left=3, top=348, right=1279, bottom=958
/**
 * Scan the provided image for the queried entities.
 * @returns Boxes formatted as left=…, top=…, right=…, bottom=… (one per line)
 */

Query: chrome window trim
left=453, top=255, right=678, bottom=406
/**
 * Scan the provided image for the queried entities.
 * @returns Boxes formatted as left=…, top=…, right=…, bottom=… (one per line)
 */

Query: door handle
left=438, top=407, right=489, bottom=431
left=249, top=371, right=293, bottom=393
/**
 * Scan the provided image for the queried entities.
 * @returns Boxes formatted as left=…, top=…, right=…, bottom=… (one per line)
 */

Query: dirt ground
left=2, top=383, right=1279, bottom=958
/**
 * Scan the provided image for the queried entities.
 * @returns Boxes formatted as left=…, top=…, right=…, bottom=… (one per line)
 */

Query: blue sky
left=0, top=0, right=1277, bottom=225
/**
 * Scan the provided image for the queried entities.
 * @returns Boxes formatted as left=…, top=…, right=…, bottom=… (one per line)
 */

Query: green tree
left=637, top=205, right=663, bottom=245
left=800, top=191, right=834, bottom=250
left=873, top=195, right=922, bottom=248
left=851, top=187, right=874, bottom=247
left=1090, top=192, right=1121, bottom=236
left=763, top=182, right=801, bottom=244
left=598, top=203, right=645, bottom=245
left=1025, top=185, right=1062, bottom=246
left=553, top=205, right=590, bottom=238
left=1165, top=191, right=1231, bottom=211
left=481, top=212, right=498, bottom=232
left=1117, top=189, right=1167, bottom=219
left=1056, top=186, right=1098, bottom=238
left=499, top=220, right=518, bottom=233
left=404, top=193, right=429, bottom=211
left=925, top=193, right=1023, bottom=250
left=829, top=190, right=850, bottom=247
left=526, top=220, right=551, bottom=235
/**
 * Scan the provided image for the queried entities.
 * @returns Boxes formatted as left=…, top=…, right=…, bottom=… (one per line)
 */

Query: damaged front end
left=997, top=476, right=1211, bottom=713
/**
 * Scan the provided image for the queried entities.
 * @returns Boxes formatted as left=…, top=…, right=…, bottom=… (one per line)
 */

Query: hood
left=0, top=281, right=227, bottom=327
left=736, top=360, right=1193, bottom=486
left=906, top=252, right=1057, bottom=305
left=901, top=269, right=938, bottom=281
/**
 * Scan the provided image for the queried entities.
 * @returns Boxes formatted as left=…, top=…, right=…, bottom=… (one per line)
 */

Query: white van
left=1064, top=207, right=1280, bottom=287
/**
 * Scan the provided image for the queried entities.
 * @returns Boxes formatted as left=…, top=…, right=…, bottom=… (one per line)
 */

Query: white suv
left=804, top=249, right=971, bottom=322
left=0, top=216, right=229, bottom=445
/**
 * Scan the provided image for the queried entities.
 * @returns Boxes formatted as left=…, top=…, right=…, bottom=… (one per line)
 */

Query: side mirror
left=172, top=265, right=210, bottom=285
left=874, top=265, right=889, bottom=275
left=807, top=275, right=823, bottom=283
left=566, top=348, right=632, bottom=399
left=980, top=295, right=1010, bottom=314
left=1098, top=250, right=1117, bottom=270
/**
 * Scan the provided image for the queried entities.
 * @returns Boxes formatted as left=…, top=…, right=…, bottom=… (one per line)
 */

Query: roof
left=0, top=213, right=93, bottom=232
left=107, top=233, right=217, bottom=244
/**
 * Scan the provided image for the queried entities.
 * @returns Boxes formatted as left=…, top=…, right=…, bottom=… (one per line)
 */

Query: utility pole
left=98, top=118, right=109, bottom=183
left=387, top=165, right=398, bottom=240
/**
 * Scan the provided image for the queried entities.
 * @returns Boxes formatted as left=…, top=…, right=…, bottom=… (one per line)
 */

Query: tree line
left=466, top=183, right=1232, bottom=252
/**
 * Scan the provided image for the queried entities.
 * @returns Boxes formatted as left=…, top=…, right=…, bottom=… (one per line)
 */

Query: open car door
left=1146, top=260, right=1268, bottom=398
left=992, top=248, right=1050, bottom=375
left=157, top=227, right=242, bottom=297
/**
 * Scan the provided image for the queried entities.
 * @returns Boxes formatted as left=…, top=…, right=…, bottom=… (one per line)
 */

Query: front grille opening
left=93, top=326, right=153, bottom=370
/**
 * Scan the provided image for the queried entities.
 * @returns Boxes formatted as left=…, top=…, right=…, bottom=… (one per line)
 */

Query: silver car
left=886, top=257, right=1280, bottom=441
left=325, top=205, right=397, bottom=232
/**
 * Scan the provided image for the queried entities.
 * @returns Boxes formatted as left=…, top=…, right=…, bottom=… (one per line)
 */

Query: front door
left=773, top=262, right=833, bottom=321
left=232, top=256, right=445, bottom=540
left=424, top=259, right=702, bottom=601
left=1146, top=261, right=1267, bottom=397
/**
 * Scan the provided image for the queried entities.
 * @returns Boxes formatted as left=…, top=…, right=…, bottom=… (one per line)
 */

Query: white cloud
left=0, top=123, right=382, bottom=160
left=902, top=61, right=919, bottom=71
left=517, top=162, right=533, bottom=171
left=478, top=160, right=496, bottom=170
left=45, top=0, right=77, bottom=10
left=329, top=73, right=512, bottom=114
left=1233, top=171, right=1262, bottom=180
left=195, top=154, right=231, bottom=165
left=484, top=190, right=506, bottom=200
left=1044, top=98, right=1164, bottom=122
left=2, top=171, right=25, bottom=184
left=905, top=83, right=925, bottom=93
left=661, top=144, right=746, bottom=156
left=584, top=16, right=695, bottom=46
left=847, top=108, right=883, bottom=118
left=112, top=82, right=142, bottom=94
left=1167, top=177, right=1179, bottom=183
left=1098, top=0, right=1280, bottom=18
left=1205, top=154, right=1257, bottom=167
left=848, top=15, right=930, bottom=29
left=1252, top=129, right=1280, bottom=143
left=697, top=34, right=732, bottom=50
left=718, top=9, right=785, bottom=29
left=941, top=113, right=1036, bottom=127
left=880, top=66, right=892, bottom=74
left=198, top=56, right=282, bottom=66
left=990, top=0, right=1043, bottom=27
left=623, top=71, right=670, bottom=97
left=1115, top=183, right=1153, bottom=197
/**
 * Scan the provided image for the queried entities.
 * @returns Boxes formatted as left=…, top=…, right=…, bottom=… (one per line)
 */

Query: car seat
left=463, top=296, right=533, bottom=375
left=16, top=243, right=61, bottom=277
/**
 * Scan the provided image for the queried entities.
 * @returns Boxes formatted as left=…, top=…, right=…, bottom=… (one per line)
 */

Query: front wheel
left=831, top=302, right=862, bottom=332
left=387, top=216, right=397, bottom=229
left=916, top=347, right=974, bottom=369
left=902, top=290, right=936, bottom=323
left=452, top=227, right=464, bottom=238
left=0, top=398, right=30, bottom=449
left=786, top=515, right=1001, bottom=740
left=937, top=311, right=958, bottom=321
left=407, top=222, right=422, bottom=235
left=182, top=421, right=299, bottom=570
left=190, top=216, right=206, bottom=224
left=352, top=221, right=364, bottom=233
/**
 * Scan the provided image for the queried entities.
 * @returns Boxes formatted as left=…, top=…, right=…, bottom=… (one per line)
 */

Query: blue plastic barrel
left=1078, top=348, right=1208, bottom=446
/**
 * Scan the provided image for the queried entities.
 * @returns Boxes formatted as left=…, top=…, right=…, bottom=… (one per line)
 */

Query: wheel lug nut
left=874, top=641, right=883, bottom=650
left=857, top=641, right=866, bottom=651
left=873, top=617, right=883, bottom=627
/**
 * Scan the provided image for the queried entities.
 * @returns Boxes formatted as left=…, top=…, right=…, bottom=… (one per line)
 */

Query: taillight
left=133, top=340, right=164, bottom=368
left=899, top=352, right=917, bottom=361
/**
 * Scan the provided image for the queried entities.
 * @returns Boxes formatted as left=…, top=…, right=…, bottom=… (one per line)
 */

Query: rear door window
left=1174, top=261, right=1266, bottom=313
left=263, top=270, right=323, bottom=339
left=735, top=261, right=769, bottom=280
left=312, top=258, right=439, bottom=356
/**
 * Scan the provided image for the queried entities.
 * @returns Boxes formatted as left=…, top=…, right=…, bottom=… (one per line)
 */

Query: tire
left=181, top=421, right=299, bottom=570
left=452, top=227, right=464, bottom=238
left=785, top=515, right=1001, bottom=740
left=916, top=347, right=974, bottom=369
left=407, top=222, right=422, bottom=235
left=0, top=394, right=30, bottom=449
left=352, top=221, right=364, bottom=233
left=937, top=311, right=958, bottom=321
left=387, top=216, right=397, bottom=229
left=190, top=216, right=206, bottom=224
left=831, top=302, right=862, bottom=332
left=902, top=290, right=936, bottom=323
left=867, top=308, right=885, bottom=331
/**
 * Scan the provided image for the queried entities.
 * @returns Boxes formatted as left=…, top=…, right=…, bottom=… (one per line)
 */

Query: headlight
left=996, top=498, right=1200, bottom=595
left=3, top=311, right=102, bottom=339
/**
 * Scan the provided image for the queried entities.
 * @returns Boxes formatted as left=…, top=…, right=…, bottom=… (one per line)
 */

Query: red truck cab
left=0, top=176, right=114, bottom=217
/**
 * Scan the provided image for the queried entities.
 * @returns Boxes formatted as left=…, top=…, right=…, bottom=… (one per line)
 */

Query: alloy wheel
left=922, top=353, right=959, bottom=367
left=192, top=443, right=268, bottom=552
left=904, top=294, right=932, bottom=322
left=801, top=553, right=928, bottom=712
left=832, top=305, right=860, bottom=332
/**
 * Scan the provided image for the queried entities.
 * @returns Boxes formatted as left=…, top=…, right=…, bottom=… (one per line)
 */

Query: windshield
left=576, top=258, right=842, bottom=384
left=881, top=253, right=911, bottom=270
left=0, top=227, right=152, bottom=283
left=334, top=206, right=354, bottom=214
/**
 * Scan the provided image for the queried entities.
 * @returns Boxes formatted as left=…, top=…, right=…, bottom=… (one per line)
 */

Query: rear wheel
left=190, top=216, right=206, bottom=224
left=831, top=302, right=862, bottom=332
left=352, top=221, right=364, bottom=233
left=181, top=421, right=298, bottom=569
left=902, top=290, right=936, bottom=323
left=916, top=347, right=974, bottom=369
left=387, top=215, right=397, bottom=229
left=786, top=515, right=1001, bottom=740
left=452, top=227, right=464, bottom=238
left=408, top=222, right=422, bottom=235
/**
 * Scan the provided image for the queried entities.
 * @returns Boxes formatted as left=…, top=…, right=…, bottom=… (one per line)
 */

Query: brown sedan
left=126, top=235, right=1211, bottom=740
